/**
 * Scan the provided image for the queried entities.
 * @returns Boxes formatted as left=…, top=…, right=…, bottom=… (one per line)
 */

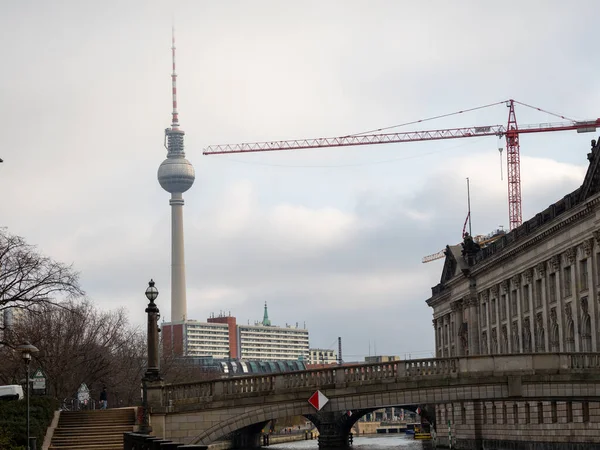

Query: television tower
left=157, top=28, right=195, bottom=322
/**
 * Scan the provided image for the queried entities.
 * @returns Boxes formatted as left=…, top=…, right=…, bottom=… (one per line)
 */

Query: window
left=483, top=404, right=487, bottom=424
left=596, top=253, right=600, bottom=285
left=461, top=403, right=466, bottom=424
left=491, top=299, right=496, bottom=324
left=538, top=402, right=543, bottom=424
left=502, top=403, right=507, bottom=424
left=549, top=273, right=556, bottom=302
left=513, top=404, right=518, bottom=424
left=564, top=266, right=572, bottom=297
left=525, top=403, right=530, bottom=424
left=482, top=303, right=487, bottom=326
left=535, top=279, right=542, bottom=308
left=583, top=401, right=590, bottom=422
left=567, top=402, right=573, bottom=422
left=580, top=259, right=588, bottom=291
left=501, top=295, right=507, bottom=320
left=492, top=404, right=497, bottom=424
left=551, top=402, right=557, bottom=423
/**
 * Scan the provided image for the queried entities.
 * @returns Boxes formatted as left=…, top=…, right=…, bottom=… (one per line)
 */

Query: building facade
left=309, top=348, right=338, bottom=365
left=426, top=138, right=600, bottom=449
left=162, top=305, right=309, bottom=362
left=238, top=324, right=309, bottom=361
left=162, top=320, right=231, bottom=358
left=364, top=355, right=400, bottom=363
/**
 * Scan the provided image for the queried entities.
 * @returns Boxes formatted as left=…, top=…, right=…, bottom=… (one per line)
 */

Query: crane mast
left=506, top=100, right=522, bottom=230
left=203, top=100, right=599, bottom=230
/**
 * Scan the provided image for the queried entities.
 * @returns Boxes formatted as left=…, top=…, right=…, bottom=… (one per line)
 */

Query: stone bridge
left=146, top=353, right=600, bottom=448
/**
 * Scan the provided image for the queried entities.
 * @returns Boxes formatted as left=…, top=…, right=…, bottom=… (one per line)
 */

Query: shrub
left=0, top=395, right=59, bottom=448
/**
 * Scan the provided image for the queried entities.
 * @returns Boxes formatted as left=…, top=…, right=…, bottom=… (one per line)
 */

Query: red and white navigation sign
left=308, top=390, right=329, bottom=411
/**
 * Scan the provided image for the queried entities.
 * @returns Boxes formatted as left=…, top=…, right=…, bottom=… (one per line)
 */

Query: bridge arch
left=191, top=401, right=314, bottom=444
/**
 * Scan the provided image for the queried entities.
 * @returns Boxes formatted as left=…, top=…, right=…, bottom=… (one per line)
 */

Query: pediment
left=579, top=140, right=600, bottom=201
left=440, top=246, right=457, bottom=283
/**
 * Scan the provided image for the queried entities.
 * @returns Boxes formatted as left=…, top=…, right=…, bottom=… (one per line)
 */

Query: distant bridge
left=146, top=353, right=600, bottom=447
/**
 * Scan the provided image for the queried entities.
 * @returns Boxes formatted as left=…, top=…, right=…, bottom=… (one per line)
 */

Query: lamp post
left=16, top=341, right=39, bottom=450
left=140, top=279, right=160, bottom=434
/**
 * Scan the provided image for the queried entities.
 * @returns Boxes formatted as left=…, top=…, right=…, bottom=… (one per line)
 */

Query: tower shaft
left=170, top=193, right=187, bottom=322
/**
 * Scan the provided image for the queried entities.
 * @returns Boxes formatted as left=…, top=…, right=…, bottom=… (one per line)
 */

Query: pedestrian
left=100, top=386, right=108, bottom=410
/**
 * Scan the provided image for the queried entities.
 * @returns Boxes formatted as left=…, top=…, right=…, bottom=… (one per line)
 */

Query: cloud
left=0, top=0, right=598, bottom=360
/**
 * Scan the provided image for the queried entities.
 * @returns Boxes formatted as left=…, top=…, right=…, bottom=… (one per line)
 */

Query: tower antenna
left=171, top=26, right=179, bottom=129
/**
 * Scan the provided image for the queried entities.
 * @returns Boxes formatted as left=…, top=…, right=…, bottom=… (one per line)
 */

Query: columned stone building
left=426, top=137, right=600, bottom=449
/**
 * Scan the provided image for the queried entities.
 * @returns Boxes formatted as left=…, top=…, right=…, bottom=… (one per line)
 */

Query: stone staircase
left=49, top=408, right=136, bottom=450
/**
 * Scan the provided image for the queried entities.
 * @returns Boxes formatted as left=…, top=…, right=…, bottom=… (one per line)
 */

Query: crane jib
left=202, top=120, right=599, bottom=155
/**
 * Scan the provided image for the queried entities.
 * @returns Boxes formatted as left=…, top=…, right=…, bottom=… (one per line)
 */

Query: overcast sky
left=1, top=1, right=599, bottom=361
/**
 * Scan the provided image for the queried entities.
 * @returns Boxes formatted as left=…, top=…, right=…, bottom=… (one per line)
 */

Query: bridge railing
left=281, top=367, right=337, bottom=389
left=156, top=353, right=600, bottom=408
left=569, top=353, right=600, bottom=369
left=221, top=374, right=275, bottom=395
left=163, top=379, right=214, bottom=406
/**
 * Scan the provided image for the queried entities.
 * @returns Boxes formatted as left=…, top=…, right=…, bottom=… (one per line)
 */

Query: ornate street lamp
left=140, top=279, right=161, bottom=434
left=16, top=341, right=39, bottom=450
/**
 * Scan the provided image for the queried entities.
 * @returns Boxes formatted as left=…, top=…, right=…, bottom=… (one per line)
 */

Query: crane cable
left=345, top=100, right=507, bottom=137
left=512, top=100, right=577, bottom=122
left=346, top=99, right=578, bottom=138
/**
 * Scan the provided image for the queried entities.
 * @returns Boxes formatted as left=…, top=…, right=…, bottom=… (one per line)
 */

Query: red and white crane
left=203, top=99, right=599, bottom=231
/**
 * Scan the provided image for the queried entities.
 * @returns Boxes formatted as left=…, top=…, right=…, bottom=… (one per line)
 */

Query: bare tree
left=0, top=300, right=147, bottom=404
left=0, top=229, right=84, bottom=344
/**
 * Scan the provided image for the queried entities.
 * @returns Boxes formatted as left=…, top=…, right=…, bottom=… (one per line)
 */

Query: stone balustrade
left=157, top=353, right=600, bottom=408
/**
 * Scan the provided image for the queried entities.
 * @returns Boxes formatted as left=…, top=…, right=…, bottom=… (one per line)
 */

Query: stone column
left=565, top=248, right=579, bottom=351
left=482, top=291, right=490, bottom=353
left=536, top=262, right=549, bottom=352
left=492, top=288, right=499, bottom=353
left=593, top=232, right=600, bottom=350
left=445, top=314, right=451, bottom=357
left=525, top=268, right=536, bottom=352
left=451, top=301, right=464, bottom=356
left=467, top=280, right=480, bottom=355
left=512, top=274, right=523, bottom=353
left=501, top=281, right=512, bottom=353
left=525, top=269, right=535, bottom=316
left=549, top=255, right=564, bottom=351
left=433, top=319, right=439, bottom=357
left=582, top=238, right=597, bottom=351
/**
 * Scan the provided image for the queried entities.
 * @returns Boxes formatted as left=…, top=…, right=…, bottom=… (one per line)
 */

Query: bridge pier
left=315, top=412, right=353, bottom=448
left=231, top=432, right=261, bottom=449
left=231, top=421, right=269, bottom=449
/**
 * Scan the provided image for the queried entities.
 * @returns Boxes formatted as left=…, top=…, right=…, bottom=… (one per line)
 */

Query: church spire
left=262, top=301, right=271, bottom=326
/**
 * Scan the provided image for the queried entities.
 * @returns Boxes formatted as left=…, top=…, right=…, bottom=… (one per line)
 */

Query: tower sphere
left=157, top=157, right=195, bottom=193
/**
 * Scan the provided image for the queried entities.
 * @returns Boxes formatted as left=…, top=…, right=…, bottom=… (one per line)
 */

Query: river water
left=266, top=435, right=433, bottom=450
